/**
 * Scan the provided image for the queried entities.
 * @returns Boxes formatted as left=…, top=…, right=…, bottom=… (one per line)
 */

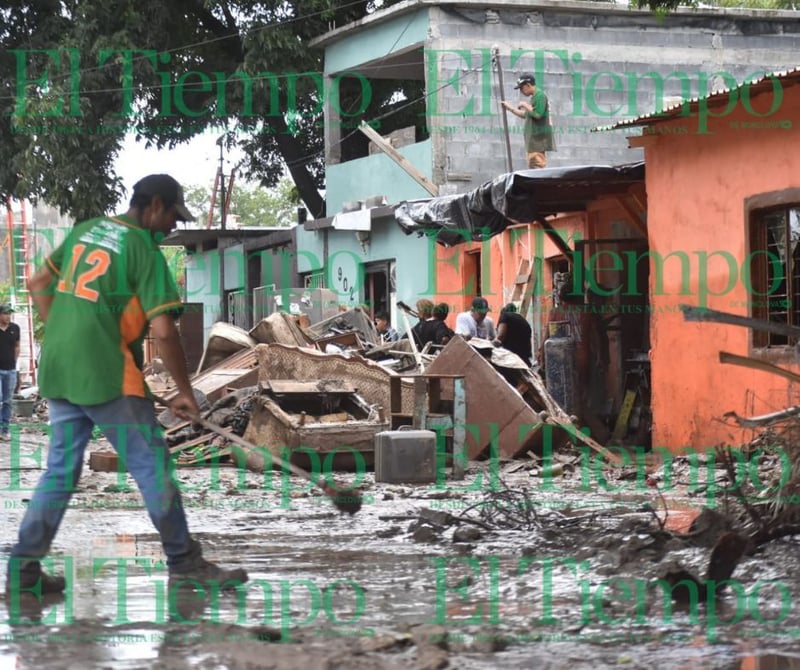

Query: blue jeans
left=10, top=396, right=198, bottom=570
left=0, top=369, right=17, bottom=434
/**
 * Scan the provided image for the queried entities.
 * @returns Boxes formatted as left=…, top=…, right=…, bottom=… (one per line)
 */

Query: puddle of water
left=6, top=433, right=800, bottom=669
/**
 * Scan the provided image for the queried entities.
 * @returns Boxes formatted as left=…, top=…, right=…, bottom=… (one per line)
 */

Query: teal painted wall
left=325, top=8, right=429, bottom=74
left=185, top=251, right=222, bottom=342
left=295, top=214, right=436, bottom=330
left=326, top=140, right=432, bottom=214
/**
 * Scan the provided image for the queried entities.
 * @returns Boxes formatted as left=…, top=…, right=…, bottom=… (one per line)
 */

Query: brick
left=89, top=451, right=122, bottom=473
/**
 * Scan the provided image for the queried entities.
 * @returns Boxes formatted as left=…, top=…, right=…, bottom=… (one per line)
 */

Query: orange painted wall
left=643, top=84, right=800, bottom=450
left=426, top=213, right=588, bottom=333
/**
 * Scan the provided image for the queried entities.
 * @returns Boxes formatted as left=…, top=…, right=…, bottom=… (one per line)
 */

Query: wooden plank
left=613, top=195, right=647, bottom=238
left=628, top=182, right=647, bottom=213
left=682, top=304, right=800, bottom=340
left=510, top=259, right=530, bottom=305
left=358, top=121, right=439, bottom=196
left=413, top=377, right=429, bottom=429
left=718, top=351, right=800, bottom=384
left=162, top=347, right=259, bottom=404
left=724, top=405, right=800, bottom=428
left=627, top=134, right=660, bottom=149
left=267, top=380, right=356, bottom=395
left=189, top=368, right=259, bottom=404
left=537, top=219, right=574, bottom=262
left=452, top=377, right=467, bottom=480
left=519, top=257, right=540, bottom=318
left=314, top=331, right=363, bottom=351
left=169, top=433, right=215, bottom=454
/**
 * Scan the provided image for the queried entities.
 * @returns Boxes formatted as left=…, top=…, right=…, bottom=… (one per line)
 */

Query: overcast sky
left=114, top=133, right=251, bottom=208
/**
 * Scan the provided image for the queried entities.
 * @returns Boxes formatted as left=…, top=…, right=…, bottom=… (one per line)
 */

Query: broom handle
left=153, top=395, right=338, bottom=495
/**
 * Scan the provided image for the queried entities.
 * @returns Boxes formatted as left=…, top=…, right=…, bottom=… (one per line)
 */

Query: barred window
left=749, top=206, right=800, bottom=347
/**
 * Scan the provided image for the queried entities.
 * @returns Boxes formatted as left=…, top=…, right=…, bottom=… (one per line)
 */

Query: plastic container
left=374, top=428, right=437, bottom=484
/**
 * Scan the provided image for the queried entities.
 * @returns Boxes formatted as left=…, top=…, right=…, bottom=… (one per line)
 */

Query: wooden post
left=358, top=121, right=439, bottom=196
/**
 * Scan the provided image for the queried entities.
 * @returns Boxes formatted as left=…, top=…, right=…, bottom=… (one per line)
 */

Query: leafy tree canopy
left=2, top=0, right=795, bottom=221
left=185, top=177, right=300, bottom=228
left=1, top=0, right=404, bottom=221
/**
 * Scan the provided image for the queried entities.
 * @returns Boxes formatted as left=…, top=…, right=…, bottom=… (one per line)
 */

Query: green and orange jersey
left=38, top=214, right=183, bottom=405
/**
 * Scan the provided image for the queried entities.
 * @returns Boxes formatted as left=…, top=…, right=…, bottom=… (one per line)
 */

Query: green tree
left=185, top=178, right=299, bottom=227
left=0, top=0, right=408, bottom=221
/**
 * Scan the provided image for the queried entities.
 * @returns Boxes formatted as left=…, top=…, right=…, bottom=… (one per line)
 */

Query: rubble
left=157, top=307, right=613, bottom=476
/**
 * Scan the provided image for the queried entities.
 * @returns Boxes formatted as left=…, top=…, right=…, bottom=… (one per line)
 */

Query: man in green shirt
left=502, top=72, right=556, bottom=169
left=5, top=174, right=248, bottom=598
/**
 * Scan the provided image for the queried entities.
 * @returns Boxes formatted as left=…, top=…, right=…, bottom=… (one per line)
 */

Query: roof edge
left=311, top=0, right=800, bottom=49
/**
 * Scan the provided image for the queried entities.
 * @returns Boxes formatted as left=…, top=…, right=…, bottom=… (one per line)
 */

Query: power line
left=0, top=0, right=371, bottom=102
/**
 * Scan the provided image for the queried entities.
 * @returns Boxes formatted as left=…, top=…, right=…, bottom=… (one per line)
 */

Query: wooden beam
left=724, top=405, right=800, bottom=429
left=718, top=351, right=800, bottom=385
left=628, top=182, right=647, bottom=213
left=613, top=195, right=647, bottom=238
left=627, top=134, right=660, bottom=148
left=536, top=218, right=574, bottom=262
left=681, top=304, right=800, bottom=340
left=358, top=121, right=439, bottom=197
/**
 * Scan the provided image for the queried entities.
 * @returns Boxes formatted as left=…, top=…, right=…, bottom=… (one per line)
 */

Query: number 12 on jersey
left=56, top=243, right=112, bottom=302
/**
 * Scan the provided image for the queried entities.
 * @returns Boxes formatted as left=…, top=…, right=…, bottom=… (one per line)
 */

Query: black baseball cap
left=0, top=305, right=14, bottom=314
left=514, top=73, right=536, bottom=89
left=471, top=297, right=490, bottom=312
left=132, top=174, right=196, bottom=222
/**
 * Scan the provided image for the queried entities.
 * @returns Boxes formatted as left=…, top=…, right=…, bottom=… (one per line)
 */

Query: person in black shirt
left=495, top=303, right=532, bottom=366
left=432, top=302, right=454, bottom=346
left=410, top=299, right=435, bottom=348
left=0, top=305, right=20, bottom=438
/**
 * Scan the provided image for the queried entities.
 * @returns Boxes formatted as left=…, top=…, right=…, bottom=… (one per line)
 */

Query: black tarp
left=395, top=163, right=645, bottom=246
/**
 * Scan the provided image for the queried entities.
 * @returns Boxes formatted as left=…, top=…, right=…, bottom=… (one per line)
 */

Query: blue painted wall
left=295, top=214, right=436, bottom=333
left=325, top=140, right=433, bottom=215
left=325, top=8, right=430, bottom=74
left=185, top=250, right=222, bottom=342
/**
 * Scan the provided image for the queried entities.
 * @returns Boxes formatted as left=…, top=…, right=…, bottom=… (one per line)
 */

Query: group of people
left=375, top=300, right=453, bottom=349
left=374, top=296, right=532, bottom=366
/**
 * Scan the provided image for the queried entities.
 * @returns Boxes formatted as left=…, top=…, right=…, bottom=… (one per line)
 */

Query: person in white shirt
left=455, top=297, right=496, bottom=340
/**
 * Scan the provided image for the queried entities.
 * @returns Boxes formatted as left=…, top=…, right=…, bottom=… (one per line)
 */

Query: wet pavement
left=3, top=420, right=800, bottom=669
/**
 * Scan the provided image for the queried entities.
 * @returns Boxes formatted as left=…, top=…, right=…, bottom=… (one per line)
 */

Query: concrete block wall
left=427, top=4, right=800, bottom=193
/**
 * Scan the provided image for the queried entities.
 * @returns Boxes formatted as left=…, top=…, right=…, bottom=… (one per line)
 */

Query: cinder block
left=375, top=430, right=437, bottom=484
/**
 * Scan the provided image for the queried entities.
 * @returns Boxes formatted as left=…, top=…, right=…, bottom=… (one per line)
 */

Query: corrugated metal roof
left=596, top=67, right=800, bottom=132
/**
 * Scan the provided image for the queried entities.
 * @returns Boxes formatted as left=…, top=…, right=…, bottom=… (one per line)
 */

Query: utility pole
left=216, top=134, right=228, bottom=321
left=217, top=135, right=227, bottom=231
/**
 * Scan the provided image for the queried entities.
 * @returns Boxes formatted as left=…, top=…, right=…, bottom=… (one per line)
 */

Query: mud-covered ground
left=2, top=417, right=800, bottom=670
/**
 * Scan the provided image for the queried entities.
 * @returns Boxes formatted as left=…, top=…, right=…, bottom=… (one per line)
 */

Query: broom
left=154, top=394, right=362, bottom=515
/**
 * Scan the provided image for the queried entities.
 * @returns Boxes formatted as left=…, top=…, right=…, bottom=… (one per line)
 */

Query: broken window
left=749, top=205, right=800, bottom=347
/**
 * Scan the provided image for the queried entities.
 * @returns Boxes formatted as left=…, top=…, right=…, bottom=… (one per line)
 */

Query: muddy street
left=2, top=420, right=800, bottom=670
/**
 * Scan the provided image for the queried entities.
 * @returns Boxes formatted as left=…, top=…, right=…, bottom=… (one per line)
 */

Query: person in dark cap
left=5, top=174, right=248, bottom=598
left=501, top=72, right=556, bottom=169
left=0, top=304, right=20, bottom=437
left=494, top=303, right=533, bottom=366
left=455, top=297, right=496, bottom=340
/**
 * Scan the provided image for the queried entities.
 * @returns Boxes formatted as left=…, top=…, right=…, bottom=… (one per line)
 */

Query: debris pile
left=147, top=307, right=611, bottom=476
